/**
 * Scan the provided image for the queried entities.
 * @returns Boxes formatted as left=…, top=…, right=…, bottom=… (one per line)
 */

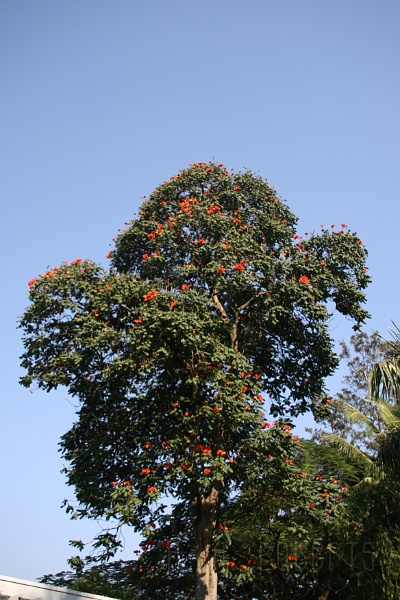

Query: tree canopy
left=20, top=162, right=370, bottom=599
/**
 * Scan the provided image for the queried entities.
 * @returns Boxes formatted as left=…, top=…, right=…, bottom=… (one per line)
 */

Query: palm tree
left=319, top=325, right=400, bottom=478
left=369, top=323, right=400, bottom=402
left=367, top=324, right=400, bottom=475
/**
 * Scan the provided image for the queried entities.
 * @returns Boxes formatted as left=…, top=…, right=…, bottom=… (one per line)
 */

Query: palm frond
left=321, top=432, right=379, bottom=478
left=342, top=402, right=379, bottom=434
left=366, top=397, right=400, bottom=430
left=369, top=359, right=400, bottom=401
left=369, top=323, right=400, bottom=401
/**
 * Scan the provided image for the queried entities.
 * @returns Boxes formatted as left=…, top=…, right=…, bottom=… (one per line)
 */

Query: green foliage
left=20, top=163, right=370, bottom=597
left=312, top=331, right=391, bottom=452
left=369, top=323, right=400, bottom=401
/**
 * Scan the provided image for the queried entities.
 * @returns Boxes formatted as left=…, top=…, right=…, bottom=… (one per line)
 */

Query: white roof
left=0, top=576, right=116, bottom=600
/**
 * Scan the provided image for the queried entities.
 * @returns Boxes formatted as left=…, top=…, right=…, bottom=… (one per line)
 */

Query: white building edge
left=0, top=576, right=116, bottom=600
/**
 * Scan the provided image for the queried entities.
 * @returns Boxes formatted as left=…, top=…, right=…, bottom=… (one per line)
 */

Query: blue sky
left=1, top=0, right=399, bottom=582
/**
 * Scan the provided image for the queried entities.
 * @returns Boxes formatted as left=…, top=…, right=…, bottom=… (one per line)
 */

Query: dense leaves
left=20, top=163, right=370, bottom=598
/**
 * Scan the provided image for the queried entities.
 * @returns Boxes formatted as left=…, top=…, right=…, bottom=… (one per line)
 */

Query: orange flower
left=234, top=263, right=245, bottom=271
left=262, top=422, right=271, bottom=429
left=233, top=185, right=241, bottom=191
left=217, top=449, right=227, bottom=456
left=196, top=444, right=212, bottom=454
left=142, top=253, right=149, bottom=260
left=216, top=267, right=226, bottom=274
left=169, top=300, right=177, bottom=307
left=212, top=406, right=222, bottom=413
left=206, top=205, right=221, bottom=214
left=181, top=284, right=190, bottom=290
left=204, top=468, right=212, bottom=474
left=226, top=561, right=235, bottom=568
left=299, top=275, right=309, bottom=285
left=143, top=289, right=158, bottom=301
left=142, top=468, right=151, bottom=475
left=147, top=486, right=157, bottom=493
left=321, top=492, right=330, bottom=498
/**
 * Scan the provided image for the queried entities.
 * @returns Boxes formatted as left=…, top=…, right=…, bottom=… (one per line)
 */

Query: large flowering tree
left=20, top=162, right=370, bottom=600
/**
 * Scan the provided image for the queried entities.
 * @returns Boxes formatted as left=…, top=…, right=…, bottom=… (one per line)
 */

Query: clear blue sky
left=1, top=0, right=399, bottom=582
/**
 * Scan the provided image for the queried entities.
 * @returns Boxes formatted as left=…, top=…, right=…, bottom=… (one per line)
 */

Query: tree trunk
left=191, top=486, right=219, bottom=600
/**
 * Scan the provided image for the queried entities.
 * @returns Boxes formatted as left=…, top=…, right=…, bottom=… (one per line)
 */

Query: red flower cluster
left=206, top=205, right=221, bottom=215
left=299, top=275, right=309, bottom=285
left=196, top=444, right=212, bottom=454
left=148, top=224, right=163, bottom=239
left=143, top=289, right=158, bottom=302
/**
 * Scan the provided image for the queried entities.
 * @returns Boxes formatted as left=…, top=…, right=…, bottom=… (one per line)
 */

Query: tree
left=311, top=331, right=391, bottom=453
left=369, top=323, right=400, bottom=402
left=20, top=162, right=370, bottom=600
left=310, top=328, right=400, bottom=598
left=41, top=425, right=355, bottom=599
